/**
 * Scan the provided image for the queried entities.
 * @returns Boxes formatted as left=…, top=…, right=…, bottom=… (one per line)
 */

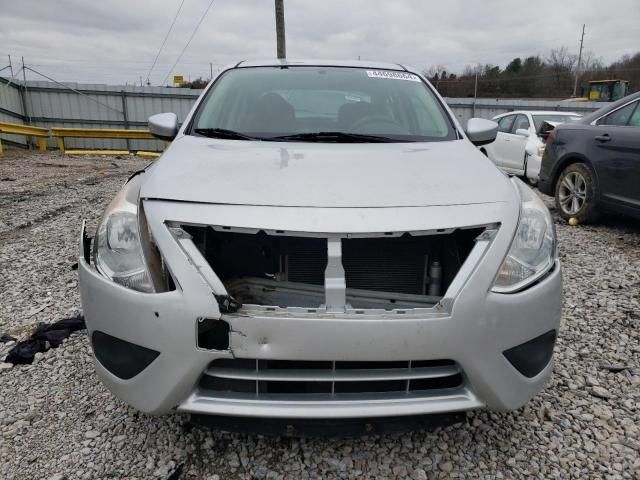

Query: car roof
left=589, top=79, right=628, bottom=84
left=493, top=110, right=581, bottom=118
left=236, top=59, right=408, bottom=71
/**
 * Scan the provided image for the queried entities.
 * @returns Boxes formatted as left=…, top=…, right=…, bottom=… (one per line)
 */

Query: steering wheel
left=348, top=115, right=406, bottom=134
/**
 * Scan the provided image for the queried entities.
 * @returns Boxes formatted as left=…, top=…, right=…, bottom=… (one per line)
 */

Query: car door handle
left=594, top=134, right=612, bottom=142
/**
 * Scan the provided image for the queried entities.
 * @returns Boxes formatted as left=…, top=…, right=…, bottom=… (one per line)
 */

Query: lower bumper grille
left=200, top=358, right=464, bottom=400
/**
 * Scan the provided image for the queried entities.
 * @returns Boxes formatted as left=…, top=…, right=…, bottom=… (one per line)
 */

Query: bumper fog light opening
left=92, top=331, right=160, bottom=380
left=503, top=330, right=556, bottom=378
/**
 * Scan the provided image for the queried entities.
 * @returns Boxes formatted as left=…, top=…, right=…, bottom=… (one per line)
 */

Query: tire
left=554, top=162, right=600, bottom=223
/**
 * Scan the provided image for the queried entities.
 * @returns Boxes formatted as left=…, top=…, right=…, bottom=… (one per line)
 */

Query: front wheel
left=554, top=162, right=600, bottom=223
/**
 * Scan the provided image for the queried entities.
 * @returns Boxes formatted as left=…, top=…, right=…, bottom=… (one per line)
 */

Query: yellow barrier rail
left=0, top=121, right=49, bottom=153
left=64, top=150, right=161, bottom=158
left=0, top=123, right=162, bottom=157
left=50, top=127, right=155, bottom=152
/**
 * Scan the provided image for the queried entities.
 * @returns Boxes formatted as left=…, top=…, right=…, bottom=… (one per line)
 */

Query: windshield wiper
left=193, top=128, right=262, bottom=140
left=267, top=131, right=399, bottom=143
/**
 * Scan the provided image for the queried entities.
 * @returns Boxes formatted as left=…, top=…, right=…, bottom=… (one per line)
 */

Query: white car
left=483, top=111, right=581, bottom=182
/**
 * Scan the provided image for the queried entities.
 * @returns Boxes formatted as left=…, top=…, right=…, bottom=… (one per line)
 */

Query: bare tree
left=427, top=48, right=639, bottom=98
left=424, top=64, right=447, bottom=79
left=547, top=46, right=578, bottom=71
left=580, top=51, right=604, bottom=72
left=546, top=46, right=577, bottom=93
left=461, top=64, right=481, bottom=77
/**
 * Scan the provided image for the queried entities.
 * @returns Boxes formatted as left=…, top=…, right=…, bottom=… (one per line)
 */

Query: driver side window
left=497, top=115, right=514, bottom=133
left=600, top=101, right=639, bottom=127
left=511, top=114, right=531, bottom=133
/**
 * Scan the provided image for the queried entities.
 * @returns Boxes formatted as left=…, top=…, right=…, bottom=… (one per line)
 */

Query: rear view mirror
left=515, top=128, right=530, bottom=137
left=466, top=118, right=498, bottom=146
left=149, top=112, right=179, bottom=141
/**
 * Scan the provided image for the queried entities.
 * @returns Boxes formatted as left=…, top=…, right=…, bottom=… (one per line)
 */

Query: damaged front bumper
left=78, top=200, right=562, bottom=418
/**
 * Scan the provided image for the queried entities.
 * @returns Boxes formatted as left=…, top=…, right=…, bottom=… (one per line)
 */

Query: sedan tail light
left=545, top=130, right=555, bottom=145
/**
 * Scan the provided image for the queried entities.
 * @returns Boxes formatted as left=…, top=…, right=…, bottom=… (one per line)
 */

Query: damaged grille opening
left=199, top=358, right=464, bottom=399
left=183, top=226, right=483, bottom=311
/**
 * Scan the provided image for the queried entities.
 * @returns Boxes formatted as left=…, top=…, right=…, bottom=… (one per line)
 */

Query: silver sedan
left=79, top=60, right=561, bottom=420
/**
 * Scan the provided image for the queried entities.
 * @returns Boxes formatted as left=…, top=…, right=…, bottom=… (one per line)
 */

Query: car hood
left=141, top=135, right=514, bottom=208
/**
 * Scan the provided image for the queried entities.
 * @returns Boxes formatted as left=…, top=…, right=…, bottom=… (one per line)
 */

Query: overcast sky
left=1, top=0, right=638, bottom=86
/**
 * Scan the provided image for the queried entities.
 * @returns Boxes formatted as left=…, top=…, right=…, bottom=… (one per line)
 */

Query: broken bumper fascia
left=79, top=200, right=562, bottom=418
left=526, top=153, right=543, bottom=182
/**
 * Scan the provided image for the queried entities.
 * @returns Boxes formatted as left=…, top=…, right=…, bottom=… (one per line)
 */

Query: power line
left=144, top=0, right=187, bottom=85
left=23, top=65, right=123, bottom=115
left=161, top=0, right=216, bottom=86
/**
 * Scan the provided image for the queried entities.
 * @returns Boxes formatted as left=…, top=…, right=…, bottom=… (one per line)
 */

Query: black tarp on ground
left=4, top=314, right=86, bottom=364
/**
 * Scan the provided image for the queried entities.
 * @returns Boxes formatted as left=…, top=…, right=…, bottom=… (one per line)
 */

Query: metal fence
left=444, top=97, right=607, bottom=125
left=0, top=77, right=200, bottom=150
left=0, top=78, right=27, bottom=145
left=1, top=75, right=609, bottom=150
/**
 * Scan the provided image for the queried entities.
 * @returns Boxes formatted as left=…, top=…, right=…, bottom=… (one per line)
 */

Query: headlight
left=94, top=175, right=155, bottom=292
left=492, top=179, right=556, bottom=293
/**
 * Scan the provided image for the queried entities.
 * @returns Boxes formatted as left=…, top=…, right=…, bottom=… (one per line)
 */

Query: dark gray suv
left=538, top=91, right=640, bottom=223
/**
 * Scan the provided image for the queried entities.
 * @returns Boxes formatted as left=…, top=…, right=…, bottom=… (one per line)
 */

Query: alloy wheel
left=558, top=171, right=587, bottom=215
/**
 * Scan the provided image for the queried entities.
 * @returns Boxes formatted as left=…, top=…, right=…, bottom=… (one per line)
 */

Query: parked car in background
left=79, top=60, right=561, bottom=424
left=538, top=91, right=640, bottom=222
left=483, top=111, right=582, bottom=182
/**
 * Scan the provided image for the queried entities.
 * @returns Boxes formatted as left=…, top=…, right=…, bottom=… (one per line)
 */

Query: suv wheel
left=554, top=162, right=599, bottom=223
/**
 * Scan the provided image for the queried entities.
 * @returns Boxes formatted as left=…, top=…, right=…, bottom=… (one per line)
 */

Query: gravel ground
left=0, top=149, right=638, bottom=480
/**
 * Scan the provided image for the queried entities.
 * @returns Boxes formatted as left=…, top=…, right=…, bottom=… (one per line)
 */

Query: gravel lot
left=1, top=149, right=639, bottom=480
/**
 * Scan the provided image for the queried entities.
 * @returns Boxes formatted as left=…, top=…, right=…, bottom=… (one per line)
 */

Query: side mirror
left=465, top=118, right=498, bottom=146
left=515, top=128, right=530, bottom=137
left=148, top=112, right=179, bottom=141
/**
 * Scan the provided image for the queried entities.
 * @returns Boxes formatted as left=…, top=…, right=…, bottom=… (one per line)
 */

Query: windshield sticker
left=366, top=70, right=421, bottom=82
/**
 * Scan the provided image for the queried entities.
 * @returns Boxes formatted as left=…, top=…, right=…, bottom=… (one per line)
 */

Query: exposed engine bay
left=184, top=226, right=484, bottom=311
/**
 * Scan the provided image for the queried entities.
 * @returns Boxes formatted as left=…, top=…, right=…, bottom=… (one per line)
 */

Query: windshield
left=532, top=114, right=581, bottom=132
left=190, top=66, right=456, bottom=142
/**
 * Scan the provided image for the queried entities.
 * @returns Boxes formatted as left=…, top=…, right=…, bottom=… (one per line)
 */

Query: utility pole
left=474, top=72, right=479, bottom=98
left=473, top=72, right=479, bottom=117
left=8, top=54, right=13, bottom=77
left=20, top=56, right=31, bottom=136
left=573, top=24, right=585, bottom=97
left=210, top=62, right=213, bottom=80
left=274, top=0, right=286, bottom=59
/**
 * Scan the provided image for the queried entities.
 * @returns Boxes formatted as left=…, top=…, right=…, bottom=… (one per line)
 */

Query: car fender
left=551, top=151, right=600, bottom=196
